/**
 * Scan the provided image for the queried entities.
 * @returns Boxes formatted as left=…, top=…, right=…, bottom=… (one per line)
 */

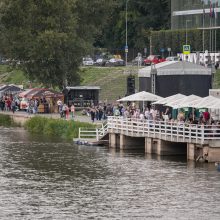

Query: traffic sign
left=160, top=48, right=165, bottom=53
left=125, top=45, right=128, bottom=53
left=183, top=45, right=191, bottom=55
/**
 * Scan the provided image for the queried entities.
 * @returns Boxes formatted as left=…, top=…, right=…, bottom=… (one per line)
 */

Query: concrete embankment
left=0, top=111, right=96, bottom=126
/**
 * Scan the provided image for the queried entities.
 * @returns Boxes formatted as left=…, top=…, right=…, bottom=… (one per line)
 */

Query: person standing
left=65, top=105, right=69, bottom=120
left=70, top=104, right=75, bottom=120
left=57, top=98, right=62, bottom=113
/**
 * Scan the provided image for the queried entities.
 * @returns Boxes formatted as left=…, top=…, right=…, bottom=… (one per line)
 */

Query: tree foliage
left=99, top=0, right=170, bottom=50
left=0, top=0, right=171, bottom=88
left=151, top=29, right=220, bottom=55
left=0, top=0, right=114, bottom=88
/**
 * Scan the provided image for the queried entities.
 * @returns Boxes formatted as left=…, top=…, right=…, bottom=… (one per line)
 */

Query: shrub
left=0, top=114, right=17, bottom=127
left=24, top=116, right=96, bottom=141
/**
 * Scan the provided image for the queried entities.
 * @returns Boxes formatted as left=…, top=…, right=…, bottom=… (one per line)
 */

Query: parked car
left=105, top=58, right=125, bottom=67
left=94, top=58, right=107, bottom=66
left=82, top=57, right=94, bottom=66
left=143, top=55, right=166, bottom=66
left=166, top=56, right=179, bottom=61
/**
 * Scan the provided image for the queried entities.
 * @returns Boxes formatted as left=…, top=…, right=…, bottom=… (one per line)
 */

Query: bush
left=0, top=114, right=17, bottom=127
left=24, top=116, right=96, bottom=140
left=151, top=29, right=220, bottom=55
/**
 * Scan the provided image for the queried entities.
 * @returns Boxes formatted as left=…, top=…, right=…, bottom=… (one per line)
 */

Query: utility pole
left=125, top=0, right=129, bottom=67
left=185, top=20, right=191, bottom=45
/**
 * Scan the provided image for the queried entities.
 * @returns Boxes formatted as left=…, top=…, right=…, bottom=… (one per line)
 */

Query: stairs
left=76, top=121, right=109, bottom=145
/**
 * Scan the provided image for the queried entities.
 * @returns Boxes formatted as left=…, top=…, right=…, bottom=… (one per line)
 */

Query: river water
left=0, top=127, right=220, bottom=219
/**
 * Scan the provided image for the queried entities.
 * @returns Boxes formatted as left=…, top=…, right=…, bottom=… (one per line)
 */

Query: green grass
left=0, top=64, right=139, bottom=102
left=80, top=66, right=139, bottom=102
left=0, top=114, right=19, bottom=127
left=24, top=116, right=96, bottom=140
left=213, top=69, right=220, bottom=89
left=0, top=65, right=27, bottom=85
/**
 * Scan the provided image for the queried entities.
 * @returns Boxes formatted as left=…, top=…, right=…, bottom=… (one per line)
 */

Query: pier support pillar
left=119, top=135, right=144, bottom=150
left=187, top=143, right=195, bottom=160
left=145, top=137, right=153, bottom=154
left=120, top=134, right=126, bottom=150
left=109, top=133, right=117, bottom=148
left=157, top=139, right=186, bottom=156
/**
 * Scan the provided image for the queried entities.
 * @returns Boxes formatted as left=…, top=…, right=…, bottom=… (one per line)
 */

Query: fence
left=107, top=117, right=220, bottom=144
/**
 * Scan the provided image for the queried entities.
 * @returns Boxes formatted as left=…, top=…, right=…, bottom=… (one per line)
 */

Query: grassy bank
left=80, top=66, right=139, bottom=102
left=0, top=64, right=139, bottom=102
left=24, top=116, right=96, bottom=141
left=0, top=114, right=18, bottom=127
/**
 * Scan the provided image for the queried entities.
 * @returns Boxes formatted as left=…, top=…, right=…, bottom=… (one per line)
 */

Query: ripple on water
left=0, top=127, right=220, bottom=219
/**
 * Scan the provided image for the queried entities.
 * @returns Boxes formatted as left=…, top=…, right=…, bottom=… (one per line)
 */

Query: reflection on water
left=0, top=127, right=220, bottom=219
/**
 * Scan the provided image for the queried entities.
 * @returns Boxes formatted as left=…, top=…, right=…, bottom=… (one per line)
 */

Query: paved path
left=0, top=111, right=104, bottom=125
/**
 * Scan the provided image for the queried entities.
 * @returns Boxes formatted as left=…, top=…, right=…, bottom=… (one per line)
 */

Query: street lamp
left=125, top=0, right=129, bottom=67
left=185, top=20, right=191, bottom=45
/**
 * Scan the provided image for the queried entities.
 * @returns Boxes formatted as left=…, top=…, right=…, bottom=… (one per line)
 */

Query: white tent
left=153, top=93, right=186, bottom=105
left=192, top=96, right=220, bottom=108
left=117, top=91, right=162, bottom=102
left=165, top=94, right=201, bottom=109
left=208, top=99, right=220, bottom=110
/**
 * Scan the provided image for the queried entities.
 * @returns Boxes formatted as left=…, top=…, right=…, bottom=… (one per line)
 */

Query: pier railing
left=78, top=121, right=108, bottom=141
left=107, top=116, right=220, bottom=144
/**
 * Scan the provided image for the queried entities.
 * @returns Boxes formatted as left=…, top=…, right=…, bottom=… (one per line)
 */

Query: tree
left=98, top=0, right=170, bottom=51
left=0, top=0, right=114, bottom=88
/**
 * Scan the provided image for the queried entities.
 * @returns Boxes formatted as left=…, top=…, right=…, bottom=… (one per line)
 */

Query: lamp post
left=125, top=0, right=129, bottom=67
left=185, top=20, right=191, bottom=45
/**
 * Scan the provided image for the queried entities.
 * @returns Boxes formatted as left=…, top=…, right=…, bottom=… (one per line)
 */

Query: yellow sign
left=183, top=45, right=191, bottom=55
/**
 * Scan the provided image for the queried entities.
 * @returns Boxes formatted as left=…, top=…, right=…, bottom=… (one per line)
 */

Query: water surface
left=0, top=127, right=220, bottom=219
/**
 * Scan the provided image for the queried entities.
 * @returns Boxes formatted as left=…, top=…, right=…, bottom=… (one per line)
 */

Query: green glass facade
left=171, top=0, right=220, bottom=29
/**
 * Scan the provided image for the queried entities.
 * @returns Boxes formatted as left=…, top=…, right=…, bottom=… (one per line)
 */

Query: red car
left=143, top=55, right=166, bottom=66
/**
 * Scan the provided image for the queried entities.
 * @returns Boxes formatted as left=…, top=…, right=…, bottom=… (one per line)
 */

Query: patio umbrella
left=117, top=91, right=162, bottom=111
left=192, top=96, right=220, bottom=108
left=153, top=93, right=186, bottom=105
left=117, top=91, right=162, bottom=102
left=165, top=94, right=201, bottom=109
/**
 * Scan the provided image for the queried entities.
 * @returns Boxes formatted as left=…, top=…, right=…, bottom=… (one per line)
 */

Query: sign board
left=125, top=45, right=128, bottom=53
left=167, top=48, right=171, bottom=52
left=183, top=45, right=191, bottom=55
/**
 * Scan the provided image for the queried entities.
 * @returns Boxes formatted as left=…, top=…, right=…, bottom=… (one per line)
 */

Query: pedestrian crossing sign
left=183, top=45, right=191, bottom=55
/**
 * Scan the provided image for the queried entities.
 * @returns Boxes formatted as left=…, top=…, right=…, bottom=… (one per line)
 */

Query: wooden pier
left=107, top=116, right=220, bottom=162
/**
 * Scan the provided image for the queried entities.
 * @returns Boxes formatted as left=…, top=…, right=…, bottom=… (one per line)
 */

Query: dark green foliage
left=151, top=29, right=220, bottom=55
left=100, top=0, right=170, bottom=50
left=24, top=116, right=96, bottom=140
left=0, top=0, right=115, bottom=89
left=0, top=114, right=17, bottom=127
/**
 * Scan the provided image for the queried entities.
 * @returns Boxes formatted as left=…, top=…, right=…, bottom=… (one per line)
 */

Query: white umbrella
left=205, top=99, right=220, bottom=109
left=117, top=91, right=162, bottom=102
left=192, top=96, right=220, bottom=108
left=153, top=93, right=186, bottom=105
left=166, top=94, right=201, bottom=109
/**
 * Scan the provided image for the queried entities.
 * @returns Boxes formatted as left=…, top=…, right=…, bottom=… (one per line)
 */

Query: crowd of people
left=1, top=92, right=218, bottom=129
left=0, top=94, right=20, bottom=113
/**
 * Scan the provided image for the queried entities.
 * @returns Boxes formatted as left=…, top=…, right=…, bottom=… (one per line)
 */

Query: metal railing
left=107, top=116, right=220, bottom=144
left=78, top=121, right=108, bottom=141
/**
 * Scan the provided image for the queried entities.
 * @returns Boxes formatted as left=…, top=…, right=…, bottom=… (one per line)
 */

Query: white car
left=166, top=56, right=179, bottom=61
left=82, top=57, right=94, bottom=66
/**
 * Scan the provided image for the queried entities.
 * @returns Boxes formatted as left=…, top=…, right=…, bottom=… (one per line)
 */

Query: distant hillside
left=2, top=64, right=219, bottom=102
left=0, top=65, right=139, bottom=102
left=80, top=66, right=139, bottom=102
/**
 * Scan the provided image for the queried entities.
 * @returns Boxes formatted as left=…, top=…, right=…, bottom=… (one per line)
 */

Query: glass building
left=171, top=0, right=220, bottom=29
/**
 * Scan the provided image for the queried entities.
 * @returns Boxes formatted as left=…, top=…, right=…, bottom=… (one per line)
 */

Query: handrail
left=107, top=116, right=220, bottom=144
left=78, top=120, right=108, bottom=141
